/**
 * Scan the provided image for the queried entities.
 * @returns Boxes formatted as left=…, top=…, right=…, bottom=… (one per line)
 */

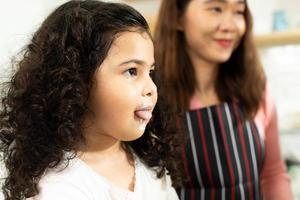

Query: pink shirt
left=190, top=86, right=293, bottom=200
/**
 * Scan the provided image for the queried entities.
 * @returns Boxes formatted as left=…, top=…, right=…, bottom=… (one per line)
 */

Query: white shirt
left=31, top=155, right=179, bottom=200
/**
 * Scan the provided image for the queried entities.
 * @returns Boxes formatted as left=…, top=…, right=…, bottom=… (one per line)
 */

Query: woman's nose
left=219, top=13, right=237, bottom=32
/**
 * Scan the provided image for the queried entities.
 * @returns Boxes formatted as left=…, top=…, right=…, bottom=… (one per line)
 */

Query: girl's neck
left=78, top=123, right=136, bottom=192
left=79, top=123, right=126, bottom=159
left=78, top=134, right=132, bottom=172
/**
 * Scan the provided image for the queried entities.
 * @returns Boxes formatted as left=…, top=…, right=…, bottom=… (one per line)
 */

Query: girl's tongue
left=134, top=110, right=152, bottom=121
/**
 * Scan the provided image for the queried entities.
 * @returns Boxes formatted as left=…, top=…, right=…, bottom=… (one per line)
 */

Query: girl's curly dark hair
left=0, top=1, right=183, bottom=199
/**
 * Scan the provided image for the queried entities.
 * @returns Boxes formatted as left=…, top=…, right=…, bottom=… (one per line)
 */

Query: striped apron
left=177, top=101, right=265, bottom=200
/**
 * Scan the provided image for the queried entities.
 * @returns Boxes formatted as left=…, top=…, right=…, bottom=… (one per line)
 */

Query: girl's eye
left=149, top=69, right=155, bottom=78
left=124, top=68, right=137, bottom=77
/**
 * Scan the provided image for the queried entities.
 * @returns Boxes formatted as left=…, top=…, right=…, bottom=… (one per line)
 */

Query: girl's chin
left=120, top=131, right=144, bottom=142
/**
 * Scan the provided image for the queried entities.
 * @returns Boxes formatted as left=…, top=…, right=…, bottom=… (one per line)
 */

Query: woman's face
left=87, top=31, right=157, bottom=142
left=180, top=0, right=246, bottom=64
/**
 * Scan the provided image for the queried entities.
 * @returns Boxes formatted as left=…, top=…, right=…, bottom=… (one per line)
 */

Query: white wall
left=0, top=0, right=70, bottom=83
left=248, top=0, right=278, bottom=33
left=277, top=0, right=300, bottom=29
left=248, top=0, right=300, bottom=33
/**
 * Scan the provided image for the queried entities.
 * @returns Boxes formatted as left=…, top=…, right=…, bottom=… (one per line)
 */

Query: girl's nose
left=143, top=75, right=157, bottom=98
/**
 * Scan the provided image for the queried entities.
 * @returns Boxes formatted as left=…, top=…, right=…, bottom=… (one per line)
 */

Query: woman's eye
left=210, top=7, right=222, bottom=13
left=236, top=10, right=245, bottom=15
left=124, top=68, right=137, bottom=77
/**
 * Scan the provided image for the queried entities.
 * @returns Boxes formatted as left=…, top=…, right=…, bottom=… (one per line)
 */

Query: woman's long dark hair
left=0, top=1, right=182, bottom=199
left=154, top=0, right=266, bottom=118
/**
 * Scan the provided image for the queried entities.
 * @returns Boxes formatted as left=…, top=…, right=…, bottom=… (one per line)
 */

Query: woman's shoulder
left=254, top=84, right=277, bottom=136
left=255, top=84, right=276, bottom=120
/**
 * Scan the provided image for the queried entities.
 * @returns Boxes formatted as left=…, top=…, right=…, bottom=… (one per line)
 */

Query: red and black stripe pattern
left=177, top=101, right=265, bottom=200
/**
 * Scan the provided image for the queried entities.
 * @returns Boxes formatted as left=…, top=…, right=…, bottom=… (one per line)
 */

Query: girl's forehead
left=196, top=0, right=245, bottom=4
left=110, top=31, right=152, bottom=51
left=100, top=31, right=154, bottom=66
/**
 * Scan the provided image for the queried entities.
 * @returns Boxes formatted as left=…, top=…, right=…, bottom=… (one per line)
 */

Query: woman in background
left=154, top=0, right=293, bottom=199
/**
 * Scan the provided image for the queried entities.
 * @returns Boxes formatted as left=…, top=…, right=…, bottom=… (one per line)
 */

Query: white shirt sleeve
left=31, top=182, right=90, bottom=200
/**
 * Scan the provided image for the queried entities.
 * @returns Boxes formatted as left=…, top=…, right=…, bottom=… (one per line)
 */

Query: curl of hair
left=0, top=1, right=182, bottom=199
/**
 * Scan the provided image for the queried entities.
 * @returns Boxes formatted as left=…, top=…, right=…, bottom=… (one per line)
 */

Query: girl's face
left=180, top=0, right=246, bottom=64
left=87, top=31, right=157, bottom=142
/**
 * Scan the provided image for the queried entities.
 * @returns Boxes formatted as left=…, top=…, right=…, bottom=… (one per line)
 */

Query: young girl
left=0, top=1, right=180, bottom=199
left=154, top=0, right=293, bottom=199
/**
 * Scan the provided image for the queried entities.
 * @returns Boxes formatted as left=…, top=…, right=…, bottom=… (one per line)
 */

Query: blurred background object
left=0, top=0, right=300, bottom=199
left=272, top=10, right=289, bottom=31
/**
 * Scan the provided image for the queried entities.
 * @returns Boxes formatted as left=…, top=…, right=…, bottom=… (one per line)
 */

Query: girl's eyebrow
left=119, top=59, right=155, bottom=68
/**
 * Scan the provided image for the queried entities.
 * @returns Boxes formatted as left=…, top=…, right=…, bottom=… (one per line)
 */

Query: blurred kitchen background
left=0, top=0, right=300, bottom=199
